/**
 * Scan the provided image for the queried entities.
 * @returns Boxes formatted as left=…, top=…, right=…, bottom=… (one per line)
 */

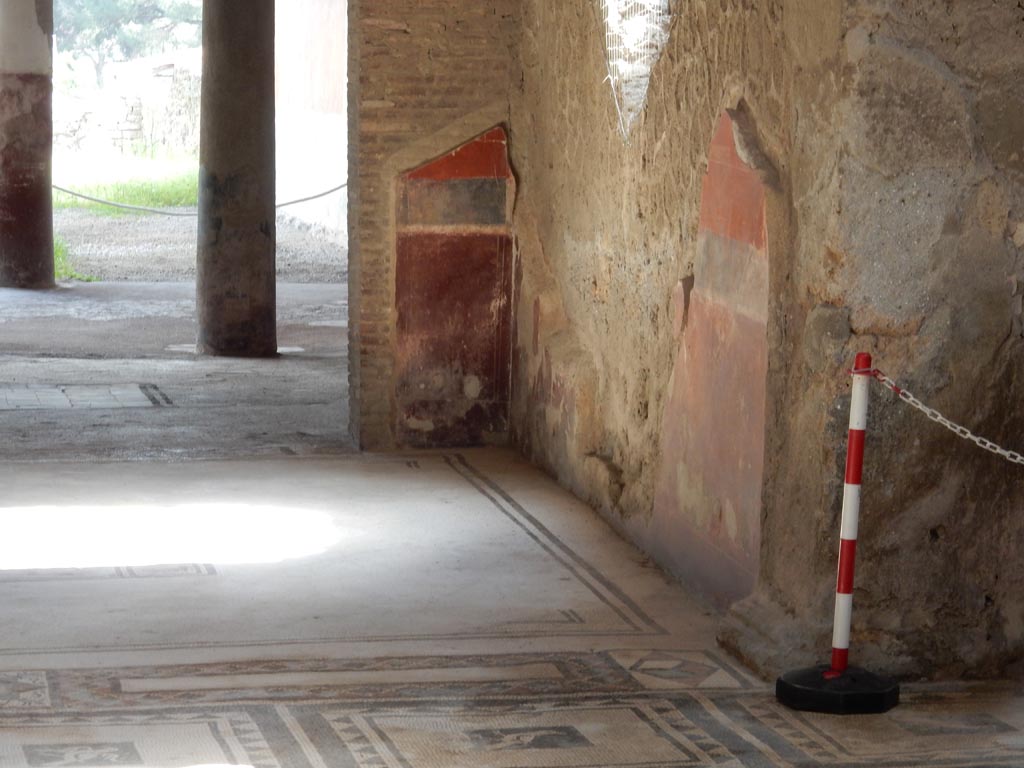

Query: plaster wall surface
left=349, top=0, right=516, bottom=449
left=508, top=0, right=1024, bottom=678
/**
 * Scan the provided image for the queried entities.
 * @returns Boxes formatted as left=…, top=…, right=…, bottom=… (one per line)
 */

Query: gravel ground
left=54, top=208, right=347, bottom=283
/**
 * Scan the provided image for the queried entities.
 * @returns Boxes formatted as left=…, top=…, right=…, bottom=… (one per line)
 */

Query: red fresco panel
left=406, top=127, right=511, bottom=181
left=395, top=232, right=513, bottom=442
left=698, top=114, right=767, bottom=251
left=396, top=126, right=513, bottom=447
left=673, top=292, right=767, bottom=540
left=651, top=287, right=767, bottom=603
left=653, top=112, right=769, bottom=605
left=706, top=113, right=744, bottom=167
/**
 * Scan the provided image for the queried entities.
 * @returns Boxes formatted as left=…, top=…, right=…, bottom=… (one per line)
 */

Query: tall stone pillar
left=197, top=0, right=276, bottom=356
left=0, top=0, right=54, bottom=289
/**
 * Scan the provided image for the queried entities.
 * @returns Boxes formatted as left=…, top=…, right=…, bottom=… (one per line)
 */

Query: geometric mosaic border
left=20, top=650, right=756, bottom=711
left=0, top=689, right=1021, bottom=768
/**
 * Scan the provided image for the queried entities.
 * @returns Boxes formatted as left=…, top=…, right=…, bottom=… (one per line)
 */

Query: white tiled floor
left=0, top=385, right=155, bottom=410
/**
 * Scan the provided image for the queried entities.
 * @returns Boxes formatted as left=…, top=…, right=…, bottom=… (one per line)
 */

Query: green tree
left=55, top=0, right=201, bottom=87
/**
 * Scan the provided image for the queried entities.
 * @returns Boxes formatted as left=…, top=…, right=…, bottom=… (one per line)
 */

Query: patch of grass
left=54, top=235, right=96, bottom=282
left=53, top=172, right=199, bottom=215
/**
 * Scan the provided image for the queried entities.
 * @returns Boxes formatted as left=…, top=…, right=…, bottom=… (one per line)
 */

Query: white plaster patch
left=845, top=25, right=872, bottom=64
left=406, top=417, right=435, bottom=432
left=601, top=0, right=672, bottom=137
left=1013, top=221, right=1024, bottom=248
left=463, top=375, right=483, bottom=399
left=0, top=0, right=51, bottom=75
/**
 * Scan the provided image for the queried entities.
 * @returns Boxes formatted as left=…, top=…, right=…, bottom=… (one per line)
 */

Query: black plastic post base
left=776, top=665, right=899, bottom=714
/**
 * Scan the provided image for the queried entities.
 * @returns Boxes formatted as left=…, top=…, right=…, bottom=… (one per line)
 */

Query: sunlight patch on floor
left=0, top=503, right=341, bottom=569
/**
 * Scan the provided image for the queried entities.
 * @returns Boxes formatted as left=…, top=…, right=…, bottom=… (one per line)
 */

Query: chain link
left=851, top=368, right=1024, bottom=466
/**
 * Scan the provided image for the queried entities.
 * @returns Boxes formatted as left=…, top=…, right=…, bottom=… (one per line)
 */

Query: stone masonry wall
left=349, top=0, right=517, bottom=449
left=508, top=0, right=1024, bottom=678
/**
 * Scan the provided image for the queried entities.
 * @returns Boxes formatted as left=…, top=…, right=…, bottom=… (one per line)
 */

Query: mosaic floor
left=2, top=659, right=1023, bottom=767
left=0, top=451, right=1021, bottom=766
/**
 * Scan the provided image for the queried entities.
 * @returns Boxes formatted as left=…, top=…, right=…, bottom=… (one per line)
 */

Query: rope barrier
left=52, top=182, right=348, bottom=217
left=852, top=366, right=1024, bottom=466
left=52, top=185, right=197, bottom=217
left=275, top=182, right=348, bottom=209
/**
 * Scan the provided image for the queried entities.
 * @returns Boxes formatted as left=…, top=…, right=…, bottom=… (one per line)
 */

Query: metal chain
left=852, top=368, right=1024, bottom=466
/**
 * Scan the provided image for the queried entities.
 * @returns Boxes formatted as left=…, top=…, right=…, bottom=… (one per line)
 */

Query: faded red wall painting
left=395, top=127, right=514, bottom=446
left=653, top=112, right=769, bottom=605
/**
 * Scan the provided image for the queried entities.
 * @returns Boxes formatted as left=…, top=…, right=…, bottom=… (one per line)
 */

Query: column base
left=196, top=339, right=278, bottom=358
left=0, top=277, right=56, bottom=290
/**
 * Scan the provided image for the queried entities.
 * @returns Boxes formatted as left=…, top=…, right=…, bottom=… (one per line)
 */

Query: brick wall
left=348, top=0, right=517, bottom=449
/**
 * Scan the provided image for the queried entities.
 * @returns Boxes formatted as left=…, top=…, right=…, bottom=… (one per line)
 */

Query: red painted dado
left=698, top=114, right=767, bottom=251
left=653, top=112, right=769, bottom=605
left=396, top=232, right=513, bottom=398
left=672, top=295, right=767, bottom=520
left=395, top=126, right=515, bottom=447
left=406, top=127, right=511, bottom=181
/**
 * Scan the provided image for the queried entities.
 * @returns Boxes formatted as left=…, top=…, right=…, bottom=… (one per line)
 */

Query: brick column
left=0, top=0, right=54, bottom=289
left=196, top=0, right=276, bottom=357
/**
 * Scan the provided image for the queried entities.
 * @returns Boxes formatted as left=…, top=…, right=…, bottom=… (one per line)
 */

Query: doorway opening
left=0, top=0, right=352, bottom=461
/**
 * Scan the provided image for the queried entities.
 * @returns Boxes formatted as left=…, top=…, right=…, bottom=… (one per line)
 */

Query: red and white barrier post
left=776, top=352, right=899, bottom=714
left=826, top=351, right=871, bottom=678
